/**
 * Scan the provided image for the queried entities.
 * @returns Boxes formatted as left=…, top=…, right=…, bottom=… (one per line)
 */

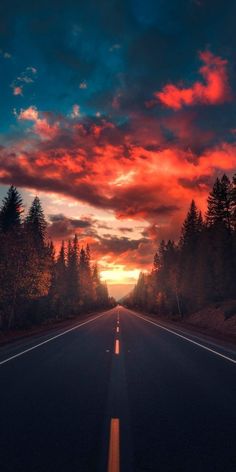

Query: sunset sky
left=0, top=0, right=236, bottom=298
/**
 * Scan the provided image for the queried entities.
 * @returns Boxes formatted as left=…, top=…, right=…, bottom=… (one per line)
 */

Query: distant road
left=0, top=306, right=236, bottom=471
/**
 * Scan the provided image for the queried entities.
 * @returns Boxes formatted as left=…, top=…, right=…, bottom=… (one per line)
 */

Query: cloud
left=18, top=106, right=38, bottom=121
left=79, top=81, right=87, bottom=89
left=1, top=95, right=236, bottom=254
left=109, top=44, right=121, bottom=52
left=11, top=66, right=37, bottom=98
left=118, top=227, right=134, bottom=233
left=18, top=106, right=59, bottom=139
left=26, top=66, right=37, bottom=74
left=152, top=51, right=231, bottom=110
left=13, top=86, right=23, bottom=96
left=70, top=104, right=80, bottom=118
left=91, top=235, right=154, bottom=270
left=0, top=49, right=12, bottom=59
left=95, top=235, right=148, bottom=254
left=48, top=213, right=92, bottom=239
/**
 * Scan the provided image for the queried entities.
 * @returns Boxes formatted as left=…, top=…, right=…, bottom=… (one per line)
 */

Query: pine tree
left=66, top=236, right=79, bottom=312
left=92, top=263, right=100, bottom=303
left=0, top=185, right=23, bottom=233
left=230, top=174, right=236, bottom=231
left=178, top=201, right=203, bottom=311
left=92, top=263, right=109, bottom=307
left=133, top=272, right=147, bottom=309
left=25, top=197, right=47, bottom=249
left=180, top=200, right=201, bottom=248
left=51, top=241, right=67, bottom=318
left=206, top=175, right=232, bottom=229
left=152, top=252, right=159, bottom=274
left=79, top=246, right=93, bottom=307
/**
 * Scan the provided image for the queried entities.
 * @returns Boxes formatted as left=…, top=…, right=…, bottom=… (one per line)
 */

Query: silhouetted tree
left=0, top=185, right=23, bottom=233
left=66, top=235, right=80, bottom=312
left=206, top=175, right=232, bottom=229
left=0, top=187, right=111, bottom=330
left=127, top=174, right=236, bottom=317
left=25, top=197, right=47, bottom=249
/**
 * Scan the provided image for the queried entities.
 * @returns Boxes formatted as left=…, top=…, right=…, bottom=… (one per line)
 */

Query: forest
left=125, top=174, right=236, bottom=318
left=0, top=186, right=113, bottom=331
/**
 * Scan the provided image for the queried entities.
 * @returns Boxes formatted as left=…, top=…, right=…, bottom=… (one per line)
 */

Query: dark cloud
left=94, top=235, right=149, bottom=255
left=48, top=213, right=92, bottom=239
left=118, top=227, right=134, bottom=233
left=178, top=175, right=213, bottom=191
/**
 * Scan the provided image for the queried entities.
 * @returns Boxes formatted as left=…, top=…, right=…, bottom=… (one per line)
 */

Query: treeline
left=0, top=186, right=113, bottom=330
left=126, top=174, right=236, bottom=317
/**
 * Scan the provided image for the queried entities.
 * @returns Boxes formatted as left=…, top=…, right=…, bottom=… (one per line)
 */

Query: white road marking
left=0, top=312, right=107, bottom=366
left=116, top=326, right=119, bottom=333
left=131, top=312, right=236, bottom=365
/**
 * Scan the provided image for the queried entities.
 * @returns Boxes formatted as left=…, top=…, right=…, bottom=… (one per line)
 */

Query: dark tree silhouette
left=206, top=175, right=232, bottom=229
left=25, top=197, right=47, bottom=248
left=126, top=174, right=236, bottom=318
left=0, top=187, right=111, bottom=330
left=0, top=185, right=23, bottom=233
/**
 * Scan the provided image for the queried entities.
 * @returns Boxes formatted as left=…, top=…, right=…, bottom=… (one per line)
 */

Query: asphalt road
left=0, top=306, right=236, bottom=472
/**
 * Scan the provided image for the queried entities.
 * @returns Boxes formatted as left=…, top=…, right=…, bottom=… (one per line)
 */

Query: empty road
left=0, top=306, right=236, bottom=472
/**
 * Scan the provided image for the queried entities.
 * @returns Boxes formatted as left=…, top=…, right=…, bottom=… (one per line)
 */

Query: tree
left=206, top=175, right=232, bottom=229
left=66, top=235, right=80, bottom=312
left=25, top=197, right=47, bottom=249
left=230, top=174, right=236, bottom=231
left=133, top=272, right=147, bottom=309
left=79, top=246, right=93, bottom=308
left=0, top=187, right=111, bottom=330
left=178, top=201, right=203, bottom=311
left=180, top=200, right=202, bottom=248
left=92, top=263, right=109, bottom=308
left=50, top=241, right=67, bottom=318
left=0, top=185, right=23, bottom=233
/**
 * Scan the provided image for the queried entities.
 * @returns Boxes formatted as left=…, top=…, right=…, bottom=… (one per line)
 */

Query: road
left=0, top=306, right=236, bottom=472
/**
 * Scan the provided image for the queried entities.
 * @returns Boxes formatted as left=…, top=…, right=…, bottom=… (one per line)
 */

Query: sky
left=0, top=0, right=236, bottom=299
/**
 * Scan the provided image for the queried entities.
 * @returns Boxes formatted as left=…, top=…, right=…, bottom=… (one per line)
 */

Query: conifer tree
left=79, top=246, right=93, bottom=307
left=0, top=185, right=23, bottom=233
left=180, top=200, right=201, bottom=248
left=230, top=174, right=236, bottom=231
left=51, top=241, right=67, bottom=318
left=25, top=197, right=47, bottom=249
left=126, top=173, right=236, bottom=317
left=206, top=175, right=232, bottom=229
left=66, top=236, right=79, bottom=312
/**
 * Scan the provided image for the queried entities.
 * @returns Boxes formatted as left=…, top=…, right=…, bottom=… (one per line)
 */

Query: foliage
left=0, top=188, right=111, bottom=330
left=125, top=173, right=236, bottom=317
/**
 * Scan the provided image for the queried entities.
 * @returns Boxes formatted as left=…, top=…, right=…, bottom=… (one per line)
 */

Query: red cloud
left=1, top=105, right=236, bottom=257
left=18, top=106, right=59, bottom=139
left=19, top=106, right=38, bottom=120
left=13, top=86, right=23, bottom=96
left=153, top=51, right=231, bottom=110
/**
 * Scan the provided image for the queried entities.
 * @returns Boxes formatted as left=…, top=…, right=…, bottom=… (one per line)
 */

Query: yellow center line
left=115, top=339, right=120, bottom=355
left=108, top=418, right=120, bottom=472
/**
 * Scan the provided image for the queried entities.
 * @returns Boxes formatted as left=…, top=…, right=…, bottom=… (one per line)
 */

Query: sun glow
left=100, top=268, right=140, bottom=285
